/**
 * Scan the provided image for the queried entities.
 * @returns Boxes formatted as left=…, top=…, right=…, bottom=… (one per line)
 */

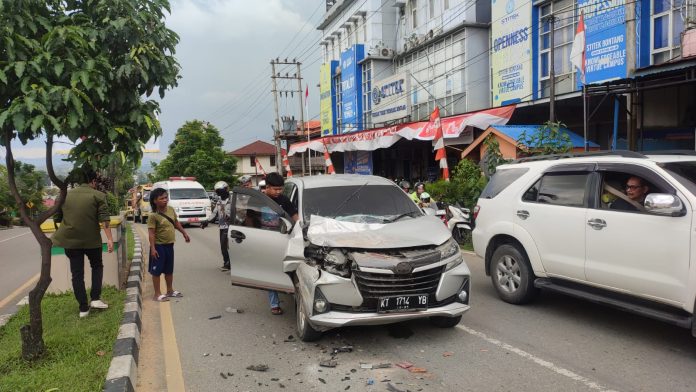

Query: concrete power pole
left=296, top=62, right=309, bottom=175
left=270, top=61, right=283, bottom=174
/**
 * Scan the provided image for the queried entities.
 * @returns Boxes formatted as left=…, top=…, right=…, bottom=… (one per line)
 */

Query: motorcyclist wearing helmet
left=410, top=182, right=428, bottom=203
left=419, top=192, right=438, bottom=209
left=202, top=180, right=235, bottom=271
left=399, top=180, right=411, bottom=194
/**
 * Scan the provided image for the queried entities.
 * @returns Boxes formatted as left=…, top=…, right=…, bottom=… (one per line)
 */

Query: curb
left=103, top=227, right=143, bottom=392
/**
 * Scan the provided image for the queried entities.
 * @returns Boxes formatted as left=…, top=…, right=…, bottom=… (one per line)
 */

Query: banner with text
left=320, top=62, right=338, bottom=136
left=491, top=0, right=532, bottom=106
left=371, top=72, right=411, bottom=123
left=578, top=0, right=627, bottom=86
left=341, top=44, right=365, bottom=133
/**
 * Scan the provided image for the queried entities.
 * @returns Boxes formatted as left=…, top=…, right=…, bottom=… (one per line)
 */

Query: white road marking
left=456, top=324, right=619, bottom=392
left=0, top=230, right=30, bottom=244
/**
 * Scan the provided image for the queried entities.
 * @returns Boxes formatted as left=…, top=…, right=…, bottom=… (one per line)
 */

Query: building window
left=362, top=61, right=372, bottom=129
left=538, top=0, right=577, bottom=98
left=410, top=0, right=418, bottom=29
left=346, top=25, right=353, bottom=46
left=651, top=0, right=685, bottom=64
left=270, top=155, right=276, bottom=167
left=249, top=156, right=255, bottom=167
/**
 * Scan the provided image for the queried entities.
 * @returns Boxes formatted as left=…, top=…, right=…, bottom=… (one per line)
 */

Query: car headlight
left=445, top=257, right=463, bottom=271
left=174, top=207, right=180, bottom=213
left=439, top=238, right=460, bottom=260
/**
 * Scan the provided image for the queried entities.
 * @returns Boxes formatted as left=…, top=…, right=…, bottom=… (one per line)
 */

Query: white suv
left=472, top=151, right=696, bottom=336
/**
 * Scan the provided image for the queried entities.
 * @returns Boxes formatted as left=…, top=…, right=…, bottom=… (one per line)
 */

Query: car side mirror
left=279, top=217, right=294, bottom=234
left=644, top=193, right=685, bottom=216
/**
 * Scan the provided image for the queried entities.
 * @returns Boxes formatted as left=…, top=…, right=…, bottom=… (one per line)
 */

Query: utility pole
left=547, top=15, right=556, bottom=123
left=271, top=58, right=306, bottom=175
left=296, top=62, right=310, bottom=176
left=270, top=61, right=283, bottom=174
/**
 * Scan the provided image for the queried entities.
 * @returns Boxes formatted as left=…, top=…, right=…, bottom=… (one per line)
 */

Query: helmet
left=214, top=181, right=229, bottom=198
left=414, top=182, right=425, bottom=191
left=258, top=180, right=266, bottom=190
left=238, top=175, right=252, bottom=185
left=420, top=192, right=431, bottom=201
left=399, top=180, right=411, bottom=190
left=214, top=181, right=229, bottom=191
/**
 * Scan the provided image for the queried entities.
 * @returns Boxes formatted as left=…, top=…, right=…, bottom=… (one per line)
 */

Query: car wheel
left=429, top=315, right=462, bottom=328
left=452, top=227, right=464, bottom=244
left=490, top=244, right=538, bottom=304
left=294, top=286, right=322, bottom=342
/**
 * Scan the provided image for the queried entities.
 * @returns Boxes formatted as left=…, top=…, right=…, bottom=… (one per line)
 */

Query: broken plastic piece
left=320, top=359, right=338, bottom=368
left=408, top=367, right=427, bottom=373
left=395, top=361, right=414, bottom=369
left=208, top=315, right=222, bottom=320
left=360, top=363, right=373, bottom=369
left=318, top=378, right=326, bottom=384
left=367, top=378, right=375, bottom=385
left=386, top=383, right=405, bottom=392
left=443, top=351, right=454, bottom=357
left=225, top=307, right=244, bottom=313
left=374, top=363, right=391, bottom=369
left=220, top=372, right=228, bottom=379
left=246, top=364, right=269, bottom=372
left=332, top=345, right=354, bottom=354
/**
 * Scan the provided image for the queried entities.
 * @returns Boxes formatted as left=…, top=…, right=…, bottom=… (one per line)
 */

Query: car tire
left=294, top=286, right=322, bottom=342
left=452, top=227, right=471, bottom=245
left=429, top=315, right=462, bottom=328
left=490, top=244, right=538, bottom=304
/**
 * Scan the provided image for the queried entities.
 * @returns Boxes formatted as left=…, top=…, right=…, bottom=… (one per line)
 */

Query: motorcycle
left=446, top=204, right=472, bottom=245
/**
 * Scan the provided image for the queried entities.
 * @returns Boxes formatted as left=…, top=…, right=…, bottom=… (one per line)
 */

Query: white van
left=151, top=177, right=212, bottom=225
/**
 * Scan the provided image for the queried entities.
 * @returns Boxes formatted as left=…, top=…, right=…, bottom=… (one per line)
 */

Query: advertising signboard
left=491, top=0, right=532, bottom=106
left=371, top=72, right=411, bottom=123
left=578, top=0, right=627, bottom=85
left=344, top=150, right=373, bottom=175
left=340, top=44, right=365, bottom=133
left=320, top=61, right=338, bottom=136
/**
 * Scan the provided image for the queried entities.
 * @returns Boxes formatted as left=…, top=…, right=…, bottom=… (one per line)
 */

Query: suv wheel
left=490, top=244, right=538, bottom=304
left=294, top=285, right=322, bottom=342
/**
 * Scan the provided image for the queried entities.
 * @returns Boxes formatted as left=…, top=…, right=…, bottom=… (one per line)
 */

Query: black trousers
left=220, top=229, right=230, bottom=266
left=65, top=248, right=103, bottom=312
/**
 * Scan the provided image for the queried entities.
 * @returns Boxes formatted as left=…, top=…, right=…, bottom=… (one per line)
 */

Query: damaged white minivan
left=228, top=175, right=471, bottom=341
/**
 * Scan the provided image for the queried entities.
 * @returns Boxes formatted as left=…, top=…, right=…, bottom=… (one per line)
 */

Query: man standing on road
left=263, top=172, right=298, bottom=315
left=52, top=167, right=114, bottom=318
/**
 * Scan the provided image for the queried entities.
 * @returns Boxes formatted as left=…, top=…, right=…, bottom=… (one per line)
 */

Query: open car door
left=228, top=187, right=295, bottom=293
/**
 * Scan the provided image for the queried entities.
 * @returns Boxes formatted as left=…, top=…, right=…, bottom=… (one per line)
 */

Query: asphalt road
left=133, top=222, right=696, bottom=392
left=0, top=227, right=40, bottom=318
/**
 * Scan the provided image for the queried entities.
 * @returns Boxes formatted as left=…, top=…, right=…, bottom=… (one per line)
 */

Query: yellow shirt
left=148, top=206, right=178, bottom=244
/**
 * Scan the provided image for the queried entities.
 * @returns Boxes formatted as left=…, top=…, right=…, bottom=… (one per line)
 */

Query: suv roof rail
left=510, top=150, right=647, bottom=164
left=641, top=150, right=696, bottom=156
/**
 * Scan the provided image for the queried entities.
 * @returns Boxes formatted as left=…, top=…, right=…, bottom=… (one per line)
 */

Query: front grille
left=351, top=266, right=444, bottom=310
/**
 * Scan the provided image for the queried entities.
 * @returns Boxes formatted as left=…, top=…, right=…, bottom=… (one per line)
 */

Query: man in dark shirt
left=263, top=172, right=298, bottom=315
left=611, top=176, right=649, bottom=212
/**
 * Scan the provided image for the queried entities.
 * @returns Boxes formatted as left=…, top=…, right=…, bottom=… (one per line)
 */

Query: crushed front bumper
left=309, top=302, right=470, bottom=328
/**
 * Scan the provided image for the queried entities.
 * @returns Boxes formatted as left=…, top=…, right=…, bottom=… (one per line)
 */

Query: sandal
left=166, top=291, right=183, bottom=298
left=155, top=294, right=169, bottom=302
left=271, top=307, right=283, bottom=315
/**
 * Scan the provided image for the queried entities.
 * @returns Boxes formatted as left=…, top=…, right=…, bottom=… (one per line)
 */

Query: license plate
left=378, top=294, right=428, bottom=313
left=189, top=217, right=199, bottom=222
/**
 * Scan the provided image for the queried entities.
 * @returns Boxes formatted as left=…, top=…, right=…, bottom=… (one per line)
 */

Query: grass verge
left=126, top=222, right=134, bottom=261
left=0, top=286, right=125, bottom=392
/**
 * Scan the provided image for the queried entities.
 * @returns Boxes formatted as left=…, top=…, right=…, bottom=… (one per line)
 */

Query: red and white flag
left=304, top=85, right=309, bottom=111
left=570, top=11, right=586, bottom=84
left=255, top=157, right=267, bottom=176
left=431, top=107, right=449, bottom=181
left=323, top=144, right=335, bottom=175
left=282, top=151, right=293, bottom=177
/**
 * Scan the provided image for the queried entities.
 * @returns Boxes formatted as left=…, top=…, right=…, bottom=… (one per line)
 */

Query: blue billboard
left=340, top=44, right=365, bottom=133
left=578, top=0, right=627, bottom=86
left=344, top=151, right=373, bottom=175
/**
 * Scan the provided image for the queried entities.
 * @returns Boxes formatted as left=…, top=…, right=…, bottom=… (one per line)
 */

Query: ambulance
left=151, top=177, right=212, bottom=225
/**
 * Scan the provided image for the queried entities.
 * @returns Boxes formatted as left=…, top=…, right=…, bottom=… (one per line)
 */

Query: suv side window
left=480, top=168, right=529, bottom=199
left=523, top=173, right=589, bottom=207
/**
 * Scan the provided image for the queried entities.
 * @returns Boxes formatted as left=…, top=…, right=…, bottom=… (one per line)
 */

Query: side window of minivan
left=283, top=183, right=298, bottom=211
left=522, top=173, right=590, bottom=207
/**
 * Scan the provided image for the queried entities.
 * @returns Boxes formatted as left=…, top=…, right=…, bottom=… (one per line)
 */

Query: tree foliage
left=426, top=158, right=487, bottom=209
left=151, top=120, right=237, bottom=189
left=517, top=121, right=573, bottom=156
left=480, top=134, right=509, bottom=178
left=0, top=0, right=180, bottom=360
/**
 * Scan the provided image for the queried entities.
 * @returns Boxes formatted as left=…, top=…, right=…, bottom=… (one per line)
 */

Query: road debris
left=246, top=364, right=269, bottom=372
left=284, top=335, right=295, bottom=342
left=208, top=315, right=222, bottom=320
left=318, top=377, right=326, bottom=384
left=367, top=378, right=375, bottom=385
left=332, top=345, right=353, bottom=354
left=443, top=352, right=454, bottom=357
left=386, top=383, right=406, bottom=392
left=374, top=363, right=391, bottom=369
left=203, top=353, right=210, bottom=357
left=225, top=307, right=244, bottom=313
left=395, top=361, right=414, bottom=369
left=96, top=351, right=105, bottom=357
left=320, top=359, right=338, bottom=368
left=360, top=363, right=373, bottom=369
left=408, top=367, right=427, bottom=373
left=220, top=372, right=228, bottom=379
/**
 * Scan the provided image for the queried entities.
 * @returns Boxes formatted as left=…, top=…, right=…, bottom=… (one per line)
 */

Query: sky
left=1, top=0, right=324, bottom=171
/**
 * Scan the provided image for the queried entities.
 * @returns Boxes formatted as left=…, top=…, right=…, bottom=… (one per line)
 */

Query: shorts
left=149, top=243, right=174, bottom=276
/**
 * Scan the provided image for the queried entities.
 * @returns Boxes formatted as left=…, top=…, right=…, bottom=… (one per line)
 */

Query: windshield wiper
left=330, top=182, right=368, bottom=219
left=383, top=211, right=418, bottom=223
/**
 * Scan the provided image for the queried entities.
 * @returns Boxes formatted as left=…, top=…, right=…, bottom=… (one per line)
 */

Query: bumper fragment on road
left=104, top=229, right=144, bottom=392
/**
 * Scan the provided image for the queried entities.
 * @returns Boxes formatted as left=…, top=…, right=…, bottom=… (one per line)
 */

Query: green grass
left=126, top=222, right=134, bottom=261
left=0, top=287, right=125, bottom=392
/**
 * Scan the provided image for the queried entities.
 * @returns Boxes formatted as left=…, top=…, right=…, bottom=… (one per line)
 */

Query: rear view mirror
left=644, top=193, right=684, bottom=216
left=279, top=217, right=293, bottom=234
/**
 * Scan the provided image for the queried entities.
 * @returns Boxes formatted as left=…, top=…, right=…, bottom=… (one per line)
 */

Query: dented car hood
left=306, top=214, right=451, bottom=249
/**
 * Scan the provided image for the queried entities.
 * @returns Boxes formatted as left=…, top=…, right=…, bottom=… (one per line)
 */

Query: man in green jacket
left=52, top=168, right=114, bottom=318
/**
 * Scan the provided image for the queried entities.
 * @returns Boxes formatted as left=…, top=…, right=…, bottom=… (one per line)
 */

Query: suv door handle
left=516, top=210, right=530, bottom=220
left=229, top=230, right=246, bottom=243
left=587, top=218, right=607, bottom=230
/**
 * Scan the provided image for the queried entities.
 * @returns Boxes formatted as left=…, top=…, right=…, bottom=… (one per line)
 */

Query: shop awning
left=288, top=105, right=515, bottom=155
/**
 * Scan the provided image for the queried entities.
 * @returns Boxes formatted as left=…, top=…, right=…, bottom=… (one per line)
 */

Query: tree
left=480, top=134, right=509, bottom=178
left=152, top=120, right=237, bottom=189
left=0, top=0, right=180, bottom=360
left=517, top=121, right=573, bottom=157
left=426, top=158, right=487, bottom=209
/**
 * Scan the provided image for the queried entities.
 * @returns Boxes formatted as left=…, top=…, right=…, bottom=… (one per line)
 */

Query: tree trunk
left=20, top=231, right=53, bottom=361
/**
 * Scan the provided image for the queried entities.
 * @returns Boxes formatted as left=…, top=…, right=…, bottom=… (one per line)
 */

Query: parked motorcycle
left=446, top=204, right=472, bottom=245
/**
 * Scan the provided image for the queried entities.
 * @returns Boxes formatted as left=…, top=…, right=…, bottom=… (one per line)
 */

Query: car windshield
left=661, top=161, right=696, bottom=195
left=303, top=184, right=422, bottom=223
left=169, top=188, right=208, bottom=200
